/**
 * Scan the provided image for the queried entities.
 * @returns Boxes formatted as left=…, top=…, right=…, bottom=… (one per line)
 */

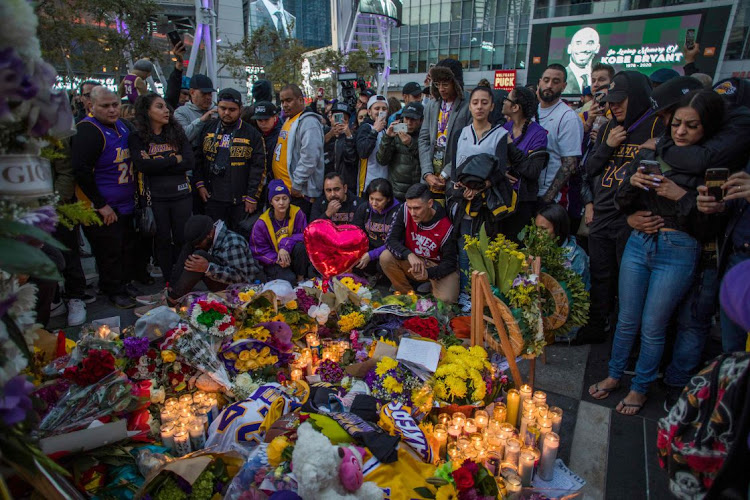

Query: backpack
left=657, top=352, right=750, bottom=499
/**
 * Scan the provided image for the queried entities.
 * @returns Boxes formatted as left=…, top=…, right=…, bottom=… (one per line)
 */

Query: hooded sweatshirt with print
left=584, top=71, right=664, bottom=233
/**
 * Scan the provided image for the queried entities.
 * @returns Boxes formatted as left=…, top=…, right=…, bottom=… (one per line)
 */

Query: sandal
left=616, top=399, right=645, bottom=416
left=589, top=382, right=620, bottom=400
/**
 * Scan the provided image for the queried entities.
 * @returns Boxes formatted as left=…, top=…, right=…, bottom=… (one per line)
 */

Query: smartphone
left=333, top=112, right=344, bottom=124
left=705, top=168, right=729, bottom=201
left=685, top=28, right=696, bottom=50
left=378, top=111, right=387, bottom=121
left=639, top=160, right=661, bottom=176
left=394, top=123, right=408, bottom=134
left=594, top=91, right=606, bottom=104
left=167, top=30, right=183, bottom=48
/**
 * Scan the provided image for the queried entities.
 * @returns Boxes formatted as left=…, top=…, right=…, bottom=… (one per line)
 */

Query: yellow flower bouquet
left=432, top=346, right=493, bottom=406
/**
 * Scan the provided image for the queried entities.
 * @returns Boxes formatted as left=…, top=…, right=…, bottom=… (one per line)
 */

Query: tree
left=36, top=0, right=159, bottom=80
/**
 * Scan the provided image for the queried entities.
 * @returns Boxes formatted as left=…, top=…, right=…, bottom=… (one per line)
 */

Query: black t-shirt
left=128, top=132, right=194, bottom=200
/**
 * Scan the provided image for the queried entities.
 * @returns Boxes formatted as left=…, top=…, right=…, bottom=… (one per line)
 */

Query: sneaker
left=136, top=288, right=168, bottom=306
left=109, top=294, right=137, bottom=309
left=458, top=293, right=472, bottom=313
left=66, top=299, right=87, bottom=326
left=416, top=282, right=432, bottom=294
left=125, top=283, right=142, bottom=298
left=50, top=300, right=67, bottom=318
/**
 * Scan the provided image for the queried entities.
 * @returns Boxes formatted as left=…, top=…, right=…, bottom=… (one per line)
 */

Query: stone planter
left=0, top=154, right=53, bottom=199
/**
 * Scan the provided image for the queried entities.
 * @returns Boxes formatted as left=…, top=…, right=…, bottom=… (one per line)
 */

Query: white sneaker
left=136, top=289, right=167, bottom=306
left=50, top=300, right=66, bottom=318
left=67, top=299, right=87, bottom=326
left=458, top=293, right=472, bottom=313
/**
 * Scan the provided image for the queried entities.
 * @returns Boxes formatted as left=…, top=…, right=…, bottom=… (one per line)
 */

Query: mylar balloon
left=303, top=219, right=369, bottom=279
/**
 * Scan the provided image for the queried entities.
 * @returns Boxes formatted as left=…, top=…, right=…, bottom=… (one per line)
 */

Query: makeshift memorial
left=140, top=451, right=244, bottom=499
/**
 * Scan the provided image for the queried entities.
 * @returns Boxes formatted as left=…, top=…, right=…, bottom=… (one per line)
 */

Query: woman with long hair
left=449, top=85, right=515, bottom=310
left=352, top=178, right=401, bottom=280
left=501, top=85, right=549, bottom=241
left=589, top=90, right=725, bottom=415
left=129, top=92, right=193, bottom=283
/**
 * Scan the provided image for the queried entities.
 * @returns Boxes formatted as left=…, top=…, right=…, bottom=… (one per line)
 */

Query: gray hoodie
left=284, top=111, right=325, bottom=198
left=174, top=101, right=207, bottom=148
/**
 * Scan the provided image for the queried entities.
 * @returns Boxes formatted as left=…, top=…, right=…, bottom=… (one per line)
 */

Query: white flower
left=0, top=322, right=28, bottom=385
left=233, top=372, right=260, bottom=400
left=0, top=0, right=42, bottom=60
left=308, top=303, right=331, bottom=325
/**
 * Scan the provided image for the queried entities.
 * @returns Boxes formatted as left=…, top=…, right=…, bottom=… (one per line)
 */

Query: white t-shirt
left=537, top=101, right=583, bottom=199
left=363, top=124, right=387, bottom=190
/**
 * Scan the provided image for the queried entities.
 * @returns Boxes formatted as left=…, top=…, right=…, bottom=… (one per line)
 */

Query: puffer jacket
left=376, top=130, right=421, bottom=201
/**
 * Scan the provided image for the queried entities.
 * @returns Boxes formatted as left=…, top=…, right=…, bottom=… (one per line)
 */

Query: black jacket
left=334, top=133, right=358, bottom=188
left=352, top=198, right=401, bottom=258
left=194, top=119, right=267, bottom=204
left=507, top=143, right=549, bottom=203
left=128, top=132, right=194, bottom=201
left=260, top=119, right=282, bottom=177
left=310, top=194, right=362, bottom=224
left=165, top=67, right=182, bottom=110
left=585, top=71, right=664, bottom=234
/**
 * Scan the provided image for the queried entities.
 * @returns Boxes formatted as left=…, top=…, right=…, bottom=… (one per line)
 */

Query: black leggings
left=262, top=242, right=313, bottom=285
left=152, top=196, right=192, bottom=282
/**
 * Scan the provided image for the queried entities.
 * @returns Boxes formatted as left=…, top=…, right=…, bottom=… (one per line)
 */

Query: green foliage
left=56, top=201, right=102, bottom=229
left=36, top=0, right=160, bottom=78
left=0, top=219, right=68, bottom=281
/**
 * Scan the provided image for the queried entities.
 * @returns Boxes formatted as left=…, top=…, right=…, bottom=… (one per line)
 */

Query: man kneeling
left=381, top=183, right=459, bottom=303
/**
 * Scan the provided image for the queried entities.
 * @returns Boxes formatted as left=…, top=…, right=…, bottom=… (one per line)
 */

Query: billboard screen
left=528, top=6, right=732, bottom=95
left=247, top=1, right=331, bottom=49
left=358, top=0, right=403, bottom=26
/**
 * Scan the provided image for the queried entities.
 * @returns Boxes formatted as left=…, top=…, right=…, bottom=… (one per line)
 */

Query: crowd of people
left=53, top=47, right=750, bottom=416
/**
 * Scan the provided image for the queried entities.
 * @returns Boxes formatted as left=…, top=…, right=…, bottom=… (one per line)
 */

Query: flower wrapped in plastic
left=219, top=339, right=282, bottom=377
left=172, top=328, right=232, bottom=391
left=188, top=299, right=236, bottom=338
left=365, top=357, right=432, bottom=413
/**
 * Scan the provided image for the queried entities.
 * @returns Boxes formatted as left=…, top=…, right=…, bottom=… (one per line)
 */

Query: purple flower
left=123, top=337, right=149, bottom=359
left=0, top=48, right=37, bottom=117
left=0, top=375, right=34, bottom=426
left=17, top=205, right=58, bottom=234
left=317, top=359, right=344, bottom=384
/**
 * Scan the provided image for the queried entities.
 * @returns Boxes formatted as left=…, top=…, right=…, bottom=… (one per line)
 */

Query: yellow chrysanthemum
left=435, top=483, right=457, bottom=500
left=338, top=312, right=365, bottom=333
left=267, top=435, right=292, bottom=467
left=382, top=375, right=403, bottom=394
left=376, top=357, right=398, bottom=376
left=285, top=300, right=298, bottom=310
left=433, top=381, right=448, bottom=400
left=161, top=350, right=176, bottom=363
left=444, top=375, right=467, bottom=399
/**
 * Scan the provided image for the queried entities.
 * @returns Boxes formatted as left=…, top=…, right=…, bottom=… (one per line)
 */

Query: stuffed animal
left=292, top=422, right=383, bottom=500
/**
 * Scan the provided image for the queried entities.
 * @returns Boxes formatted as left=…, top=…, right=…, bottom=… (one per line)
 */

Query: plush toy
left=292, top=422, right=383, bottom=500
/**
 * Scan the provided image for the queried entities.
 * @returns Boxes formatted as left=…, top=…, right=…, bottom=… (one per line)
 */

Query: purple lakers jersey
left=122, top=74, right=139, bottom=104
left=80, top=117, right=135, bottom=214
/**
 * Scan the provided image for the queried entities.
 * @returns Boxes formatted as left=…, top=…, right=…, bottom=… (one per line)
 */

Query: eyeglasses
left=503, top=97, right=517, bottom=105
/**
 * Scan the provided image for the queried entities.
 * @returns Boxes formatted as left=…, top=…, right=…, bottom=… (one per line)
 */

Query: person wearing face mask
left=588, top=90, right=724, bottom=416
left=575, top=71, right=664, bottom=346
left=354, top=94, right=389, bottom=197
left=129, top=93, right=194, bottom=284
left=194, top=89, right=267, bottom=234
left=352, top=178, right=401, bottom=279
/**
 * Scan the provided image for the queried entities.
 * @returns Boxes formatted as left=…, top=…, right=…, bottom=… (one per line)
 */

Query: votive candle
left=506, top=389, right=520, bottom=427
left=504, top=472, right=522, bottom=496
left=434, top=424, right=448, bottom=461
left=165, top=397, right=179, bottom=411
left=519, top=385, right=533, bottom=424
left=549, top=407, right=563, bottom=434
left=474, top=410, right=489, bottom=430
left=457, top=437, right=472, bottom=455
left=519, top=407, right=536, bottom=438
left=160, top=408, right=176, bottom=423
left=291, top=368, right=303, bottom=381
left=447, top=442, right=461, bottom=463
left=532, top=390, right=547, bottom=408
left=522, top=398, right=536, bottom=414
left=504, top=437, right=522, bottom=466
left=437, top=413, right=451, bottom=426
left=160, top=424, right=175, bottom=451
left=486, top=433, right=504, bottom=457
left=189, top=419, right=206, bottom=449
left=538, top=417, right=553, bottom=452
left=464, top=418, right=478, bottom=435
left=452, top=412, right=467, bottom=429
left=193, top=391, right=206, bottom=405
left=179, top=394, right=193, bottom=406
left=173, top=430, right=192, bottom=457
left=538, top=432, right=559, bottom=481
left=536, top=403, right=549, bottom=420
left=470, top=433, right=484, bottom=450
left=488, top=419, right=503, bottom=435
left=519, top=449, right=536, bottom=486
left=524, top=422, right=540, bottom=448
left=448, top=423, right=462, bottom=441
left=500, top=422, right=516, bottom=438
left=492, top=402, right=507, bottom=424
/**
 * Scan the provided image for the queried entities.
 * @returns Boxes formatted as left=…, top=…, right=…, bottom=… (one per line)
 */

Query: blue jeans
left=608, top=230, right=700, bottom=394
left=721, top=252, right=750, bottom=352
left=664, top=264, right=718, bottom=387
left=458, top=218, right=472, bottom=293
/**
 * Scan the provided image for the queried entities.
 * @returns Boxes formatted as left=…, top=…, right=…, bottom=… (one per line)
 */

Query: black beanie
left=184, top=215, right=214, bottom=246
left=252, top=79, right=274, bottom=103
left=436, top=58, right=464, bottom=89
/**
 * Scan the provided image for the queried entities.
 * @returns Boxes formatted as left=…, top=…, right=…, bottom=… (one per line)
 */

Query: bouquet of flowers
left=507, top=274, right=546, bottom=357
left=365, top=357, right=432, bottom=412
left=219, top=340, right=281, bottom=376
left=416, top=460, right=499, bottom=500
left=172, top=328, right=232, bottom=390
left=402, top=316, right=441, bottom=341
left=464, top=226, right=526, bottom=295
left=144, top=454, right=242, bottom=500
left=432, top=346, right=493, bottom=406
left=188, top=299, right=236, bottom=338
left=316, top=358, right=344, bottom=384
left=62, top=349, right=116, bottom=387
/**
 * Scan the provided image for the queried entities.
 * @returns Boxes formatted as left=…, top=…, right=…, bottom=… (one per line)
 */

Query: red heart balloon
left=304, top=219, right=369, bottom=279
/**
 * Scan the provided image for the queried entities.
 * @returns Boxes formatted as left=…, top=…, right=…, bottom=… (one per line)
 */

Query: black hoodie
left=584, top=71, right=664, bottom=233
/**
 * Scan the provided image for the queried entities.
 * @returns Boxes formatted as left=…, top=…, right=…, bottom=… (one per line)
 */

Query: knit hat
left=184, top=215, right=214, bottom=246
left=720, top=259, right=750, bottom=332
left=268, top=179, right=291, bottom=202
left=252, top=79, right=274, bottom=102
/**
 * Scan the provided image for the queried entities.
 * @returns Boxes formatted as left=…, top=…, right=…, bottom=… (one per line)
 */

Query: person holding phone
left=377, top=102, right=424, bottom=202
left=354, top=94, right=389, bottom=197
left=174, top=74, right=217, bottom=148
left=587, top=90, right=725, bottom=415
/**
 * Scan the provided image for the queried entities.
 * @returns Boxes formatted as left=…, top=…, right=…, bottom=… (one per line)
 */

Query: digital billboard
left=528, top=6, right=732, bottom=95
left=358, top=0, right=403, bottom=26
left=247, top=0, right=331, bottom=49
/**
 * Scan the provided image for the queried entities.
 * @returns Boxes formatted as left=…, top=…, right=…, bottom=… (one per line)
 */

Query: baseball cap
left=217, top=88, right=243, bottom=106
left=360, top=88, right=376, bottom=98
left=649, top=76, right=703, bottom=112
left=650, top=68, right=680, bottom=85
left=251, top=101, right=278, bottom=119
left=402, top=82, right=422, bottom=97
left=189, top=74, right=215, bottom=92
left=331, top=102, right=351, bottom=116
left=602, top=73, right=629, bottom=103
left=401, top=101, right=424, bottom=119
left=367, top=94, right=387, bottom=110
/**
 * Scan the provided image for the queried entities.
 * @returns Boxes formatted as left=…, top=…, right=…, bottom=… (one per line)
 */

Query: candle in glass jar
left=504, top=472, right=522, bottom=496
left=447, top=443, right=461, bottom=463
left=179, top=407, right=193, bottom=420
left=518, top=449, right=536, bottom=486
left=160, top=424, right=175, bottom=451
left=522, top=398, right=536, bottom=414
left=165, top=397, right=179, bottom=411
left=193, top=391, right=206, bottom=405
left=474, top=410, right=489, bottom=430
left=160, top=408, right=175, bottom=423
left=538, top=432, right=559, bottom=481
left=536, top=403, right=549, bottom=420
left=500, top=422, right=516, bottom=437
left=179, top=394, right=193, bottom=406
left=452, top=412, right=467, bottom=429
left=470, top=433, right=484, bottom=450
left=538, top=417, right=553, bottom=452
left=486, top=433, right=504, bottom=457
left=291, top=368, right=303, bottom=381
left=488, top=419, right=503, bottom=435
left=189, top=419, right=206, bottom=449
left=173, top=430, right=192, bottom=456
left=437, top=413, right=451, bottom=426
left=486, top=451, right=502, bottom=477
left=448, top=422, right=462, bottom=441
left=519, top=407, right=535, bottom=438
left=532, top=390, right=547, bottom=408
left=457, top=437, right=472, bottom=456
left=464, top=418, right=478, bottom=435
left=524, top=422, right=540, bottom=448
left=506, top=389, right=520, bottom=427
left=433, top=424, right=448, bottom=461
left=504, top=437, right=522, bottom=466
left=549, top=407, right=563, bottom=434
left=492, top=402, right=507, bottom=424
left=96, top=324, right=111, bottom=339
left=519, top=385, right=533, bottom=423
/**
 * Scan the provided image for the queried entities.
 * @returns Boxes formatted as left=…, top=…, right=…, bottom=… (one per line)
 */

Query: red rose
left=452, top=466, right=475, bottom=491
left=147, top=350, right=157, bottom=359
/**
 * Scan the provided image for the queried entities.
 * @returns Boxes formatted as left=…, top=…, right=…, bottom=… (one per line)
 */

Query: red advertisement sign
left=493, top=70, right=517, bottom=91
